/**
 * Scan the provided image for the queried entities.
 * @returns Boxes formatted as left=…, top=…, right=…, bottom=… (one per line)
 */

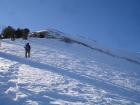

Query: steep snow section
left=0, top=38, right=140, bottom=105
left=30, top=29, right=140, bottom=63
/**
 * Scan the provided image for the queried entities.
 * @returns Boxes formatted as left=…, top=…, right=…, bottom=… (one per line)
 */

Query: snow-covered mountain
left=30, top=29, right=140, bottom=64
left=0, top=29, right=140, bottom=105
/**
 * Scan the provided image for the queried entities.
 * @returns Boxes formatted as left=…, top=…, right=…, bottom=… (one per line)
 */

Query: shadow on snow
left=0, top=52, right=140, bottom=104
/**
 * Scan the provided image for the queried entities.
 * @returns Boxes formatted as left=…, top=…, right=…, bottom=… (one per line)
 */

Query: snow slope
left=31, top=29, right=140, bottom=63
left=0, top=35, right=140, bottom=105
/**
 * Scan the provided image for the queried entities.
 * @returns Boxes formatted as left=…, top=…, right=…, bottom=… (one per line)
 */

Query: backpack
left=24, top=45, right=30, bottom=50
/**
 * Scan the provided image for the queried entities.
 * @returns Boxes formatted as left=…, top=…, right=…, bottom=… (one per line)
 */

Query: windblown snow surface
left=0, top=35, right=140, bottom=105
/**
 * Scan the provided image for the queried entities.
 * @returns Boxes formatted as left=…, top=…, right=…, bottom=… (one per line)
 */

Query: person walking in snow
left=24, top=43, right=31, bottom=58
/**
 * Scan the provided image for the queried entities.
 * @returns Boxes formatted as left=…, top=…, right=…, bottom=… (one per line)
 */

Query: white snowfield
left=0, top=36, right=140, bottom=105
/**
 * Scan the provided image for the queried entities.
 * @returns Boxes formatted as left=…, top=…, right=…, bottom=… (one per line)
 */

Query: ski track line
left=0, top=52, right=140, bottom=104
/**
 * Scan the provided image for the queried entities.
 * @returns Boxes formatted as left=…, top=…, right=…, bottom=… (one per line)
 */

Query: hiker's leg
left=26, top=50, right=30, bottom=57
left=28, top=51, right=30, bottom=57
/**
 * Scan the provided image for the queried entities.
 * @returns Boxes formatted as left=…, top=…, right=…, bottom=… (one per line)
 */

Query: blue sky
left=0, top=0, right=140, bottom=52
